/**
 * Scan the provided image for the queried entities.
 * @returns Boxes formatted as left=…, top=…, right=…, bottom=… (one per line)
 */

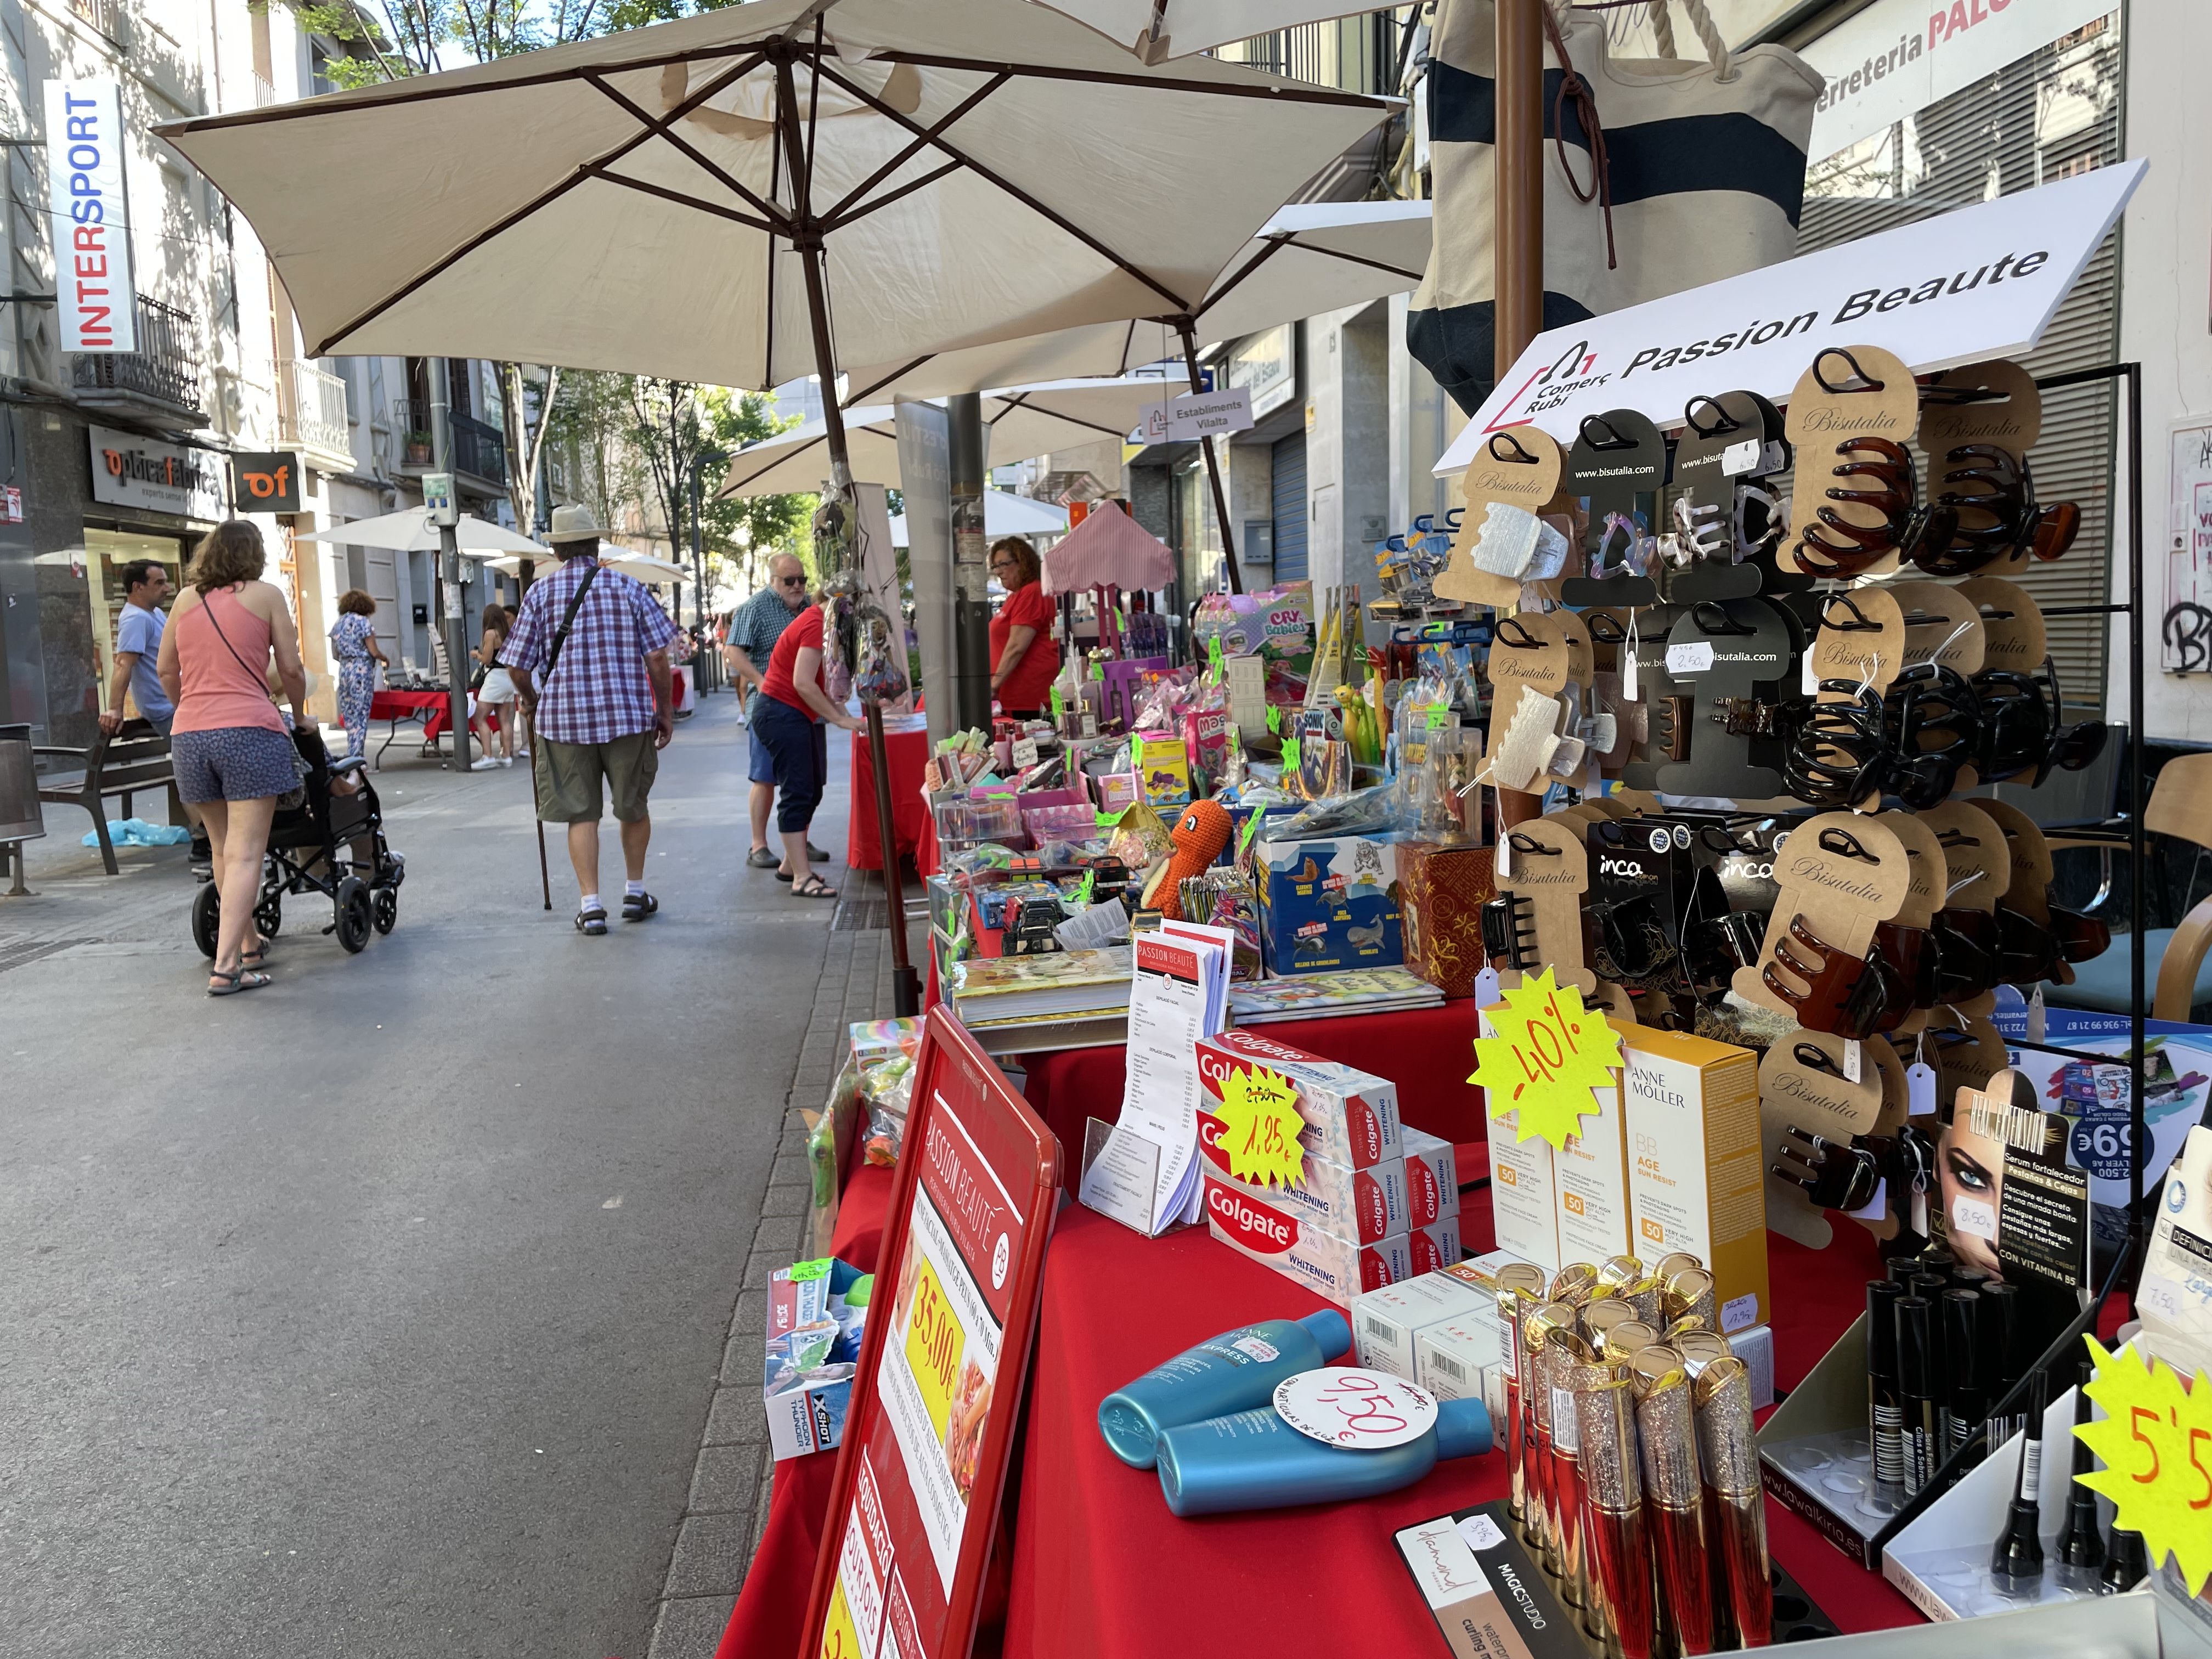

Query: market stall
left=847, top=719, right=932, bottom=874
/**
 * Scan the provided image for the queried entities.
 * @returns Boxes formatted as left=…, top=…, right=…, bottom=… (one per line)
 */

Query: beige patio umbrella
left=1034, top=0, right=1407, bottom=63
left=292, top=506, right=549, bottom=557
left=718, top=373, right=1186, bottom=496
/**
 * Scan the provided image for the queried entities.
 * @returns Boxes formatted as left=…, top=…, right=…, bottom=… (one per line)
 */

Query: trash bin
left=0, top=723, right=44, bottom=845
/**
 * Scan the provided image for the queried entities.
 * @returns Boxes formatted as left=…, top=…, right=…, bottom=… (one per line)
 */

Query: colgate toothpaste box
left=1400, top=1125, right=1460, bottom=1227
left=1203, top=1175, right=1414, bottom=1307
left=1197, top=1123, right=1410, bottom=1244
left=1409, top=1216, right=1463, bottom=1274
left=1195, top=1029, right=1403, bottom=1171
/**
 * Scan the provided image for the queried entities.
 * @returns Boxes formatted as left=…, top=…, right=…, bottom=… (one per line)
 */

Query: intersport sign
left=1435, top=159, right=2141, bottom=471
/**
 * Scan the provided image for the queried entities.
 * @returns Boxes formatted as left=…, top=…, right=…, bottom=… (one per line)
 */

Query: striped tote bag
left=1409, top=0, right=1822, bottom=415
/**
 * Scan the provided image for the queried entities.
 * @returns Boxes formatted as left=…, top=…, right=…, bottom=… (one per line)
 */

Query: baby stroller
left=191, top=727, right=406, bottom=959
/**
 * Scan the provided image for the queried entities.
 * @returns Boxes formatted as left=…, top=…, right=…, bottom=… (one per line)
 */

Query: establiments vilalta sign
left=43, top=78, right=136, bottom=353
left=1435, top=160, right=2142, bottom=470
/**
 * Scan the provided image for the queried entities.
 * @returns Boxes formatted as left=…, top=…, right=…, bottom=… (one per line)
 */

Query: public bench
left=33, top=719, right=182, bottom=874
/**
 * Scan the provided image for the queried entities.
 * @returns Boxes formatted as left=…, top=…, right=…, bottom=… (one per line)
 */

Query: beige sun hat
left=545, top=503, right=606, bottom=545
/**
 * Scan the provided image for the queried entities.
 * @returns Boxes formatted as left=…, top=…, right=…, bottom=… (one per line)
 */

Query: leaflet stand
left=1077, top=1118, right=1204, bottom=1238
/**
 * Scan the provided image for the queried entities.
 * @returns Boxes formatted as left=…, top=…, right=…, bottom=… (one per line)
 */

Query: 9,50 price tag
left=1274, top=1367, right=1438, bottom=1449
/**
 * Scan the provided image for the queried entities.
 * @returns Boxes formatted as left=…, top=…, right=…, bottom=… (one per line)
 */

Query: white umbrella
left=291, top=505, right=549, bottom=558
left=719, top=374, right=1187, bottom=497
left=843, top=200, right=1433, bottom=401
left=606, top=552, right=690, bottom=585
left=1035, top=0, right=1401, bottom=63
left=889, top=489, right=1069, bottom=546
left=154, top=0, right=1390, bottom=395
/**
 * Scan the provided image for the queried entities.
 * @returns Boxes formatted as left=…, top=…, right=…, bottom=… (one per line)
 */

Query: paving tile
left=702, top=1386, right=765, bottom=1447
left=689, top=1442, right=766, bottom=1515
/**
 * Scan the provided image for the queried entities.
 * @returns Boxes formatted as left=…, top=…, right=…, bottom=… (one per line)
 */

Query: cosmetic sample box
left=1616, top=1020, right=1770, bottom=1333
left=1353, top=1271, right=1494, bottom=1380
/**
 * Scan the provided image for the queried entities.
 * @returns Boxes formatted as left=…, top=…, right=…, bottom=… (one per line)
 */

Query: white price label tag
left=1474, top=966, right=1503, bottom=1009
left=1846, top=1176, right=1888, bottom=1222
left=1802, top=652, right=1820, bottom=695
left=1012, top=737, right=1040, bottom=769
left=1273, top=1367, right=1438, bottom=1450
left=1911, top=1188, right=1929, bottom=1236
left=1906, top=1063, right=1938, bottom=1117
left=1722, top=438, right=1763, bottom=476
left=2027, top=986, right=2046, bottom=1044
left=1621, top=617, right=1640, bottom=701
left=1951, top=1194, right=1999, bottom=1242
left=1842, top=1040, right=1863, bottom=1084
left=1665, top=641, right=1714, bottom=675
left=1457, top=1513, right=1508, bottom=1553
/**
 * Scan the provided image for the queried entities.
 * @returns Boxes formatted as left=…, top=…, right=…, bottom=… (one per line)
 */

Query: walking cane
left=529, top=713, right=551, bottom=910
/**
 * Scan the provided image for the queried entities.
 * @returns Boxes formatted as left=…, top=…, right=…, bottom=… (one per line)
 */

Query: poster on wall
left=2166, top=424, right=2212, bottom=674
left=43, top=78, right=136, bottom=353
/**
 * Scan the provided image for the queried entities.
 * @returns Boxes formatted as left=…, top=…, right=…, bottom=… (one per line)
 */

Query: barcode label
left=1872, top=1404, right=1905, bottom=1487
left=1367, top=1316, right=1397, bottom=1341
left=1434, top=1352, right=1467, bottom=1384
left=1551, top=1386, right=1580, bottom=1452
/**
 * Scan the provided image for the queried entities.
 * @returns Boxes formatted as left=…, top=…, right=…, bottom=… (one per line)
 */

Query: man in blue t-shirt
left=99, top=557, right=206, bottom=870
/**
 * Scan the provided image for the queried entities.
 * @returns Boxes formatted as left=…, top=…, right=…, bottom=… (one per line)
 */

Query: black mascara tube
left=1989, top=1367, right=2048, bottom=1598
left=1942, top=1289, right=1984, bottom=1468
left=2054, top=1354, right=2105, bottom=1591
left=1979, top=1282, right=2027, bottom=1448
left=1867, top=1280, right=1906, bottom=1502
left=1895, top=1296, right=1937, bottom=1497
left=1909, top=1275, right=1950, bottom=1446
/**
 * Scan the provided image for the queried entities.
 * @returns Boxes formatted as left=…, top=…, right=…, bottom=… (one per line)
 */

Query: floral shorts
left=172, top=725, right=301, bottom=803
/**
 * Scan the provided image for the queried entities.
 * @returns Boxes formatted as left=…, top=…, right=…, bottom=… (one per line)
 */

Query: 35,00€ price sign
left=1467, top=968, right=1622, bottom=1149
left=2077, top=1335, right=2212, bottom=1593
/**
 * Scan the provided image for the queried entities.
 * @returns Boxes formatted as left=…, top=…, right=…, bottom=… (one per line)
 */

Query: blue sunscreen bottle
left=1154, top=1396, right=1492, bottom=1517
left=1097, top=1310, right=1353, bottom=1469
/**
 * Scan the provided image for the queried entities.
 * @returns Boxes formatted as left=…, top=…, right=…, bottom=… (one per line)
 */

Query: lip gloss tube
left=1598, top=1254, right=1647, bottom=1289
left=1630, top=1346, right=1714, bottom=1659
left=1623, top=1274, right=1665, bottom=1327
left=1942, top=1288, right=1985, bottom=1469
left=1523, top=1300, right=1578, bottom=1573
left=1543, top=1324, right=1601, bottom=1611
left=1673, top=1328, right=1733, bottom=1379
left=1497, top=1263, right=1551, bottom=1530
left=1694, top=1356, right=1773, bottom=1649
left=1662, top=1267, right=1717, bottom=1331
left=1654, top=1250, right=1704, bottom=1287
left=1584, top=1296, right=1638, bottom=1351
left=1601, top=1320, right=1661, bottom=1365
left=1578, top=1368, right=1657, bottom=1659
left=1554, top=1262, right=1601, bottom=1304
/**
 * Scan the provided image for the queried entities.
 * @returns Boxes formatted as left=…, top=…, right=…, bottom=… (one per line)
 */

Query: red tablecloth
left=997, top=1199, right=1918, bottom=1659
left=847, top=726, right=931, bottom=873
left=366, top=688, right=456, bottom=740
left=1023, top=1005, right=1489, bottom=1158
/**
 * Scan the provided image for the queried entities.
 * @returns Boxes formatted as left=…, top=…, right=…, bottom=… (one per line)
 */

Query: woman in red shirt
left=987, top=537, right=1059, bottom=718
left=755, top=596, right=860, bottom=899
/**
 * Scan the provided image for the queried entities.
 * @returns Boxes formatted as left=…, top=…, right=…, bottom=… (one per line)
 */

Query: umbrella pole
left=1494, top=0, right=1545, bottom=836
left=781, top=49, right=919, bottom=1018
left=1176, top=319, right=1244, bottom=597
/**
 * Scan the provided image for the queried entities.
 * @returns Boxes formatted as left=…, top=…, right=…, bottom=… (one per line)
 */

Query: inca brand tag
left=1957, top=576, right=2048, bottom=673
left=1274, top=1365, right=1438, bottom=1449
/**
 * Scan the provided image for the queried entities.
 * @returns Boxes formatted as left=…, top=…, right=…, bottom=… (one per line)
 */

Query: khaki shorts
left=536, top=731, right=658, bottom=823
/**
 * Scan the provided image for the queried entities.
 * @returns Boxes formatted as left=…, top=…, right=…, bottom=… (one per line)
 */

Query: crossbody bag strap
left=195, top=586, right=265, bottom=683
left=540, top=563, right=600, bottom=688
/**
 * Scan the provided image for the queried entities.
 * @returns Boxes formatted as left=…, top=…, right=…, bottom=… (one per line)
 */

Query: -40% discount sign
left=1468, top=968, right=1623, bottom=1149
left=2078, top=1335, right=2212, bottom=1593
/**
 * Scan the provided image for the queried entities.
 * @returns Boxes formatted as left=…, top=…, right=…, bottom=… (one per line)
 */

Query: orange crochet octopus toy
left=1144, top=799, right=1233, bottom=922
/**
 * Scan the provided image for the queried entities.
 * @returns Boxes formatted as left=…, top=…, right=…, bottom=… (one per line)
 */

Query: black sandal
left=790, top=875, right=838, bottom=900
left=622, top=891, right=659, bottom=922
left=575, top=906, right=608, bottom=935
left=208, top=966, right=272, bottom=997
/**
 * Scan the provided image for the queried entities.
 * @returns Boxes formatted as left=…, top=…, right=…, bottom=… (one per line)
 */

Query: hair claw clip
left=1482, top=891, right=1541, bottom=973
left=1772, top=1125, right=1881, bottom=1212
left=1764, top=914, right=1912, bottom=1040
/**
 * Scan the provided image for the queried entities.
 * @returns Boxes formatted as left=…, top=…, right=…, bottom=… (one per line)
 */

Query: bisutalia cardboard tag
left=1733, top=811, right=1910, bottom=1019
left=1956, top=576, right=2048, bottom=676
left=1974, top=797, right=2057, bottom=926
left=1929, top=1011, right=2010, bottom=1102
left=1497, top=814, right=1595, bottom=995
left=1488, top=611, right=1575, bottom=698
left=1889, top=580, right=1986, bottom=675
left=1761, top=1030, right=1883, bottom=1142
left=1876, top=809, right=1947, bottom=929
left=1554, top=607, right=1595, bottom=689
left=1921, top=800, right=2011, bottom=916
left=1784, top=345, right=1920, bottom=579
left=1437, top=430, right=1564, bottom=609
left=1808, top=586, right=1906, bottom=692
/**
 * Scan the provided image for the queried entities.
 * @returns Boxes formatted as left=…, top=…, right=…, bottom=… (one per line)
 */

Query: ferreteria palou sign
left=1435, top=159, right=2142, bottom=468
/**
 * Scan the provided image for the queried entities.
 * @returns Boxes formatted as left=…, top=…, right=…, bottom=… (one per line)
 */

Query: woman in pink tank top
left=156, top=521, right=309, bottom=996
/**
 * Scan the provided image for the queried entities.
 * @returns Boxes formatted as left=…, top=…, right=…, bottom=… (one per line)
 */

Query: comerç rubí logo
left=1206, top=1180, right=1297, bottom=1254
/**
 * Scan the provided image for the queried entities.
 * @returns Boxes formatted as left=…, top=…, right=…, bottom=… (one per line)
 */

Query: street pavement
left=0, top=693, right=842, bottom=1658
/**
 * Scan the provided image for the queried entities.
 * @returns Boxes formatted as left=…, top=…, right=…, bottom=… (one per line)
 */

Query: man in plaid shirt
left=503, top=505, right=679, bottom=934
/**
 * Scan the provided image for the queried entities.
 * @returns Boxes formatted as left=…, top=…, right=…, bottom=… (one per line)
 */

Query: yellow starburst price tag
left=2076, top=1336, right=2212, bottom=1593
left=1214, top=1064, right=1307, bottom=1188
left=1468, top=968, right=1622, bottom=1149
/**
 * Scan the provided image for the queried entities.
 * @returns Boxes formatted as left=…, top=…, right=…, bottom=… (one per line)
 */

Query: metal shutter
left=1797, top=13, right=2123, bottom=712
left=1273, top=432, right=1309, bottom=583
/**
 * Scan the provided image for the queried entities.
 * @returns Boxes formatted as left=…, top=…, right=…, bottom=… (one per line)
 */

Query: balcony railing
left=384, top=398, right=508, bottom=486
left=71, top=295, right=203, bottom=416
left=279, top=359, right=352, bottom=465
left=67, top=0, right=124, bottom=45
